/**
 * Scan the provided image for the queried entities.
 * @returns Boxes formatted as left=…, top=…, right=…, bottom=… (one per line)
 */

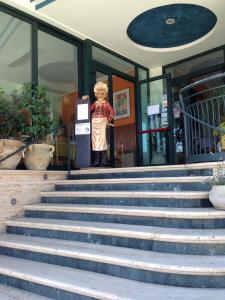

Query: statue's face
left=95, top=88, right=107, bottom=100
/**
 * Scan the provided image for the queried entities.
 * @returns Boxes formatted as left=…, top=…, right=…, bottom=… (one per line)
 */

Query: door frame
left=138, top=74, right=175, bottom=165
left=92, top=61, right=137, bottom=167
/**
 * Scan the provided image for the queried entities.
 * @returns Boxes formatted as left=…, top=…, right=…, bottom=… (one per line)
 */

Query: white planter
left=209, top=185, right=225, bottom=210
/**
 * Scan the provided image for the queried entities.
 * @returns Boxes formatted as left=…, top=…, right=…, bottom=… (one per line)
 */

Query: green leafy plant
left=18, top=83, right=55, bottom=143
left=0, top=88, right=25, bottom=139
left=213, top=122, right=225, bottom=137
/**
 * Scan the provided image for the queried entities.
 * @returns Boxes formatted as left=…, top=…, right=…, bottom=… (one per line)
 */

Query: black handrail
left=180, top=72, right=225, bottom=94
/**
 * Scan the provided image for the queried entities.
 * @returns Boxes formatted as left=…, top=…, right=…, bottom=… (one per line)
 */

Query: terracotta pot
left=24, top=144, right=55, bottom=170
left=209, top=185, right=225, bottom=210
left=0, top=139, right=24, bottom=170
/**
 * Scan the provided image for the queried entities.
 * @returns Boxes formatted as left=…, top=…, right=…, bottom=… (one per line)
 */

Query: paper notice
left=75, top=123, right=90, bottom=135
left=77, top=103, right=89, bottom=120
left=147, top=104, right=160, bottom=116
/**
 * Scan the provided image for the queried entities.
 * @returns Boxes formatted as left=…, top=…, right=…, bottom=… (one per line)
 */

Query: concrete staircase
left=1, top=163, right=225, bottom=299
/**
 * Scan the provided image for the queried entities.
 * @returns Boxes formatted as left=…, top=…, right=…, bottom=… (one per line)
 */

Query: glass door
left=93, top=70, right=137, bottom=168
left=139, top=75, right=174, bottom=165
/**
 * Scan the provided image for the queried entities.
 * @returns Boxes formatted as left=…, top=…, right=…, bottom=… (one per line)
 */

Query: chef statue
left=82, top=82, right=115, bottom=167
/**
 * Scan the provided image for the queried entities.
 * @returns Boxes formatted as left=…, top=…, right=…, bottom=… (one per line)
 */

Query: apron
left=92, top=117, right=107, bottom=151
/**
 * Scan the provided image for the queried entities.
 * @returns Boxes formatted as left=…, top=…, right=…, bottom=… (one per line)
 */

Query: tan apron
left=92, top=117, right=107, bottom=151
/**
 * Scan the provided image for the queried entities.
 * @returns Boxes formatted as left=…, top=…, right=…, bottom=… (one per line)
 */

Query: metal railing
left=179, top=72, right=225, bottom=163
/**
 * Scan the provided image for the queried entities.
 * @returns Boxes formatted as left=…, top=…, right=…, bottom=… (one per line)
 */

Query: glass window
left=0, top=11, right=31, bottom=94
left=92, top=46, right=135, bottom=77
left=38, top=30, right=79, bottom=167
left=138, top=68, right=148, bottom=81
left=165, top=50, right=224, bottom=79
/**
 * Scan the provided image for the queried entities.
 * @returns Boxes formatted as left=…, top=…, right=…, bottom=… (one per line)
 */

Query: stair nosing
left=55, top=176, right=212, bottom=185
left=5, top=218, right=225, bottom=243
left=70, top=162, right=218, bottom=175
left=0, top=234, right=225, bottom=276
left=2, top=255, right=222, bottom=300
left=39, top=191, right=209, bottom=199
left=23, top=204, right=222, bottom=220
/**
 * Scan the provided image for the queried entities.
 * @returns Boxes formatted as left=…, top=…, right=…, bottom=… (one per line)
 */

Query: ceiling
left=1, top=0, right=225, bottom=69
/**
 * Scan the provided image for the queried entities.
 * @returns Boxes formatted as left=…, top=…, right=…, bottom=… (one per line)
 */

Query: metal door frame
left=92, top=62, right=137, bottom=167
left=138, top=74, right=174, bottom=165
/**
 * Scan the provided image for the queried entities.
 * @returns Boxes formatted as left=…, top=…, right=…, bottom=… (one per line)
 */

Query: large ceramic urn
left=0, top=139, right=24, bottom=169
left=24, top=144, right=55, bottom=170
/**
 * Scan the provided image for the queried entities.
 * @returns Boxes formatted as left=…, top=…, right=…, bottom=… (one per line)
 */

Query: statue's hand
left=107, top=122, right=115, bottom=127
left=82, top=95, right=89, bottom=100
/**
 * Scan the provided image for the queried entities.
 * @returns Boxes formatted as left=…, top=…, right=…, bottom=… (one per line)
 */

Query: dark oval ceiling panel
left=127, top=4, right=217, bottom=49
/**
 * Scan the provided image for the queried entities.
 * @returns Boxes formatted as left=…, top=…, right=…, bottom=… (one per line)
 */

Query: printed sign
left=75, top=123, right=90, bottom=135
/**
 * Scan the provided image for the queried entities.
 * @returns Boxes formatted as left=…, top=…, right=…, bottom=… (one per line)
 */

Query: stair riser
left=69, top=169, right=213, bottom=180
left=41, top=197, right=212, bottom=208
left=0, top=275, right=93, bottom=300
left=56, top=182, right=211, bottom=192
left=0, top=247, right=224, bottom=288
left=25, top=211, right=225, bottom=229
left=7, top=226, right=225, bottom=255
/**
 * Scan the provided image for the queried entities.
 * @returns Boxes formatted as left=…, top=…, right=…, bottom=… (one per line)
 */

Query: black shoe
left=99, top=151, right=108, bottom=167
left=92, top=151, right=100, bottom=167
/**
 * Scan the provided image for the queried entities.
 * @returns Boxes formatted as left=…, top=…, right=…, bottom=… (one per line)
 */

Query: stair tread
left=1, top=234, right=225, bottom=275
left=6, top=218, right=225, bottom=243
left=0, top=255, right=225, bottom=300
left=24, top=204, right=223, bottom=219
left=0, top=284, right=50, bottom=300
left=40, top=190, right=209, bottom=199
left=70, top=162, right=218, bottom=174
left=56, top=176, right=211, bottom=185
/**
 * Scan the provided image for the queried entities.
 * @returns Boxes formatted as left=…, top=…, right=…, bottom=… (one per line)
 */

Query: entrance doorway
left=93, top=70, right=137, bottom=167
left=139, top=75, right=174, bottom=166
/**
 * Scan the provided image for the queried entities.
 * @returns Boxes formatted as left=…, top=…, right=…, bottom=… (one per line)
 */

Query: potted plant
left=18, top=83, right=55, bottom=170
left=0, top=88, right=26, bottom=169
left=209, top=164, right=225, bottom=210
left=213, top=121, right=225, bottom=152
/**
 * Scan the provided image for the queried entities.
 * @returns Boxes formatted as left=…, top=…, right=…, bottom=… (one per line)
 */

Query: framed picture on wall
left=113, top=88, right=130, bottom=120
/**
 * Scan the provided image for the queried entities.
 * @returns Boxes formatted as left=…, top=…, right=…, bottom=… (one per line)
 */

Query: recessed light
left=165, top=18, right=176, bottom=25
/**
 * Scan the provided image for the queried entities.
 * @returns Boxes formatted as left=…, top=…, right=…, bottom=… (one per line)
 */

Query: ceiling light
left=165, top=18, right=176, bottom=25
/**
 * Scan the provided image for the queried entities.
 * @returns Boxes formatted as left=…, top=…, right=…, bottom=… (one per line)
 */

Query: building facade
left=1, top=2, right=225, bottom=169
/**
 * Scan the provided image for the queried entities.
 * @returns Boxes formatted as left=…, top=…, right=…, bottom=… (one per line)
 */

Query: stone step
left=24, top=204, right=224, bottom=229
left=0, top=234, right=225, bottom=288
left=6, top=218, right=225, bottom=255
left=0, top=255, right=225, bottom=299
left=69, top=168, right=213, bottom=180
left=70, top=162, right=218, bottom=175
left=0, top=284, right=50, bottom=300
left=40, top=191, right=211, bottom=208
left=56, top=177, right=211, bottom=192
